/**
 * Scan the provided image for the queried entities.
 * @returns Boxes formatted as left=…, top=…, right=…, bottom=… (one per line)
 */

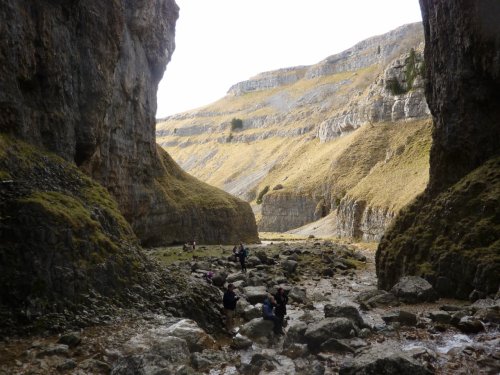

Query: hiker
left=192, top=240, right=196, bottom=250
left=274, top=287, right=288, bottom=329
left=222, top=283, right=239, bottom=334
left=262, top=295, right=283, bottom=335
left=204, top=271, right=214, bottom=284
left=238, top=242, right=247, bottom=273
left=182, top=242, right=190, bottom=251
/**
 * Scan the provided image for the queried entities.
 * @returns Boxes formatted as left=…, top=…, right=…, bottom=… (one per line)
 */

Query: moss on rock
left=376, top=156, right=500, bottom=298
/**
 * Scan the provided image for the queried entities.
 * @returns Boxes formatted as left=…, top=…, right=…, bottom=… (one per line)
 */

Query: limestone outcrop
left=0, top=0, right=258, bottom=246
left=376, top=0, right=500, bottom=298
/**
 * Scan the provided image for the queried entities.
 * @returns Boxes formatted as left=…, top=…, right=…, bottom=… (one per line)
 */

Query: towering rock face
left=376, top=0, right=500, bottom=298
left=0, top=0, right=258, bottom=245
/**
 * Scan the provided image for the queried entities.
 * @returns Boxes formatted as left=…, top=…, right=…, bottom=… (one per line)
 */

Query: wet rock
left=211, top=272, right=227, bottom=287
left=284, top=321, right=308, bottom=347
left=339, top=346, right=433, bottom=375
left=163, top=319, right=216, bottom=352
left=456, top=316, right=485, bottom=334
left=440, top=305, right=465, bottom=312
left=226, top=272, right=247, bottom=284
left=450, top=310, right=468, bottom=325
left=230, top=334, right=253, bottom=350
left=320, top=338, right=355, bottom=353
left=243, top=286, right=268, bottom=305
left=281, top=343, right=309, bottom=359
left=80, top=358, right=112, bottom=373
left=382, top=310, right=417, bottom=326
left=474, top=307, right=500, bottom=324
left=111, top=354, right=177, bottom=375
left=240, top=353, right=276, bottom=374
left=288, top=286, right=307, bottom=304
left=246, top=256, right=262, bottom=268
left=390, top=276, right=437, bottom=303
left=239, top=318, right=274, bottom=340
left=36, top=344, right=69, bottom=358
left=190, top=349, right=233, bottom=371
left=471, top=298, right=498, bottom=310
left=324, top=304, right=367, bottom=328
left=243, top=304, right=262, bottom=321
left=428, top=310, right=451, bottom=324
left=282, top=259, right=299, bottom=274
left=304, top=318, right=356, bottom=350
left=356, top=289, right=398, bottom=309
left=57, top=332, right=81, bottom=347
left=56, top=359, right=77, bottom=371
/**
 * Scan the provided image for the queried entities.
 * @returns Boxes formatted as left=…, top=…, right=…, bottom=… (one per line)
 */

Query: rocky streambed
left=0, top=240, right=498, bottom=374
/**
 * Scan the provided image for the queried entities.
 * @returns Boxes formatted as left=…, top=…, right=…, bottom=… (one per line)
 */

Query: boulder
left=226, top=272, right=247, bottom=284
left=242, top=286, right=268, bottom=305
left=282, top=260, right=298, bottom=274
left=356, top=289, right=398, bottom=309
left=324, top=304, right=367, bottom=328
left=239, top=318, right=274, bottom=340
left=283, top=321, right=308, bottom=347
left=150, top=336, right=191, bottom=364
left=111, top=354, right=180, bottom=375
left=381, top=310, right=418, bottom=326
left=304, top=318, right=356, bottom=350
left=288, top=286, right=307, bottom=304
left=428, top=310, right=451, bottom=324
left=163, top=319, right=216, bottom=353
left=190, top=349, right=234, bottom=371
left=57, top=332, right=81, bottom=348
left=243, top=304, right=262, bottom=321
left=239, top=353, right=276, bottom=374
left=390, top=276, right=437, bottom=303
left=230, top=334, right=253, bottom=350
left=211, top=272, right=227, bottom=287
left=456, top=316, right=485, bottom=334
left=339, top=346, right=432, bottom=375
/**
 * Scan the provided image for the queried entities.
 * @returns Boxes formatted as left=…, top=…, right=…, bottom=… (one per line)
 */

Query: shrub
left=256, top=185, right=270, bottom=204
left=230, top=118, right=243, bottom=131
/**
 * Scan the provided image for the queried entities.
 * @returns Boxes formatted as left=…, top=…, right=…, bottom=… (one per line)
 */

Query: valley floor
left=0, top=240, right=498, bottom=374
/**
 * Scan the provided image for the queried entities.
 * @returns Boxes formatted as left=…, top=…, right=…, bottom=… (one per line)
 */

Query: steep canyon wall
left=0, top=0, right=258, bottom=246
left=376, top=0, right=500, bottom=298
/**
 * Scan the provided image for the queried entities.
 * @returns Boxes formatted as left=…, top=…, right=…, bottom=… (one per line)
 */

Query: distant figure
left=274, top=287, right=288, bottom=329
left=182, top=242, right=190, bottom=251
left=223, top=283, right=239, bottom=334
left=192, top=240, right=196, bottom=251
left=238, top=242, right=247, bottom=273
left=262, top=295, right=283, bottom=335
left=204, top=271, right=214, bottom=284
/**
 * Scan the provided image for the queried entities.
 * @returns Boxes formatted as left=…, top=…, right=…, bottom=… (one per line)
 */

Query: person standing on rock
left=274, top=287, right=288, bottom=329
left=238, top=242, right=247, bottom=273
left=262, top=295, right=283, bottom=335
left=223, top=283, right=239, bottom=334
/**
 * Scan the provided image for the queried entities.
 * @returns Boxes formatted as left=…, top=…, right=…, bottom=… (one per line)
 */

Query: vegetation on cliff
left=377, top=155, right=500, bottom=298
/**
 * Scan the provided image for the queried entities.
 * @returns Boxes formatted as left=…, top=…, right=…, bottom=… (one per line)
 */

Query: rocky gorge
left=1, top=240, right=498, bottom=374
left=157, top=22, right=431, bottom=241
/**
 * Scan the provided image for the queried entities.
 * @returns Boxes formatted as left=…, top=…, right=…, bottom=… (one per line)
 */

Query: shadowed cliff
left=0, top=0, right=257, bottom=246
left=376, top=0, right=500, bottom=299
left=0, top=0, right=257, bottom=333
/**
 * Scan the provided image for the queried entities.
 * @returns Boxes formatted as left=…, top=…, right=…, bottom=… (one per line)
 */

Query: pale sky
left=156, top=0, right=422, bottom=118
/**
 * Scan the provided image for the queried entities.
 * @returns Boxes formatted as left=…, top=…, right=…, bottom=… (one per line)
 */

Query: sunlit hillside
left=156, top=23, right=431, bottom=239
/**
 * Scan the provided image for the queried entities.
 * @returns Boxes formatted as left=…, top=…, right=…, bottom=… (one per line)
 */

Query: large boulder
left=239, top=318, right=274, bottom=340
left=304, top=318, right=356, bottom=350
left=242, top=286, right=268, bottom=305
left=390, top=276, right=437, bottom=303
left=324, top=304, right=367, bottom=328
left=163, top=319, right=216, bottom=353
left=339, top=346, right=432, bottom=375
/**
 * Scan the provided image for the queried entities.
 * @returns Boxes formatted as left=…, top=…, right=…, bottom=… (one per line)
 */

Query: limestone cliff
left=376, top=0, right=500, bottom=298
left=157, top=23, right=431, bottom=240
left=0, top=0, right=258, bottom=246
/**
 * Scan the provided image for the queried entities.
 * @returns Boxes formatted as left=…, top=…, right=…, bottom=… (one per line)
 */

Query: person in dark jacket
left=274, top=287, right=288, bottom=329
left=262, top=295, right=283, bottom=335
left=238, top=242, right=247, bottom=273
left=223, top=283, right=239, bottom=334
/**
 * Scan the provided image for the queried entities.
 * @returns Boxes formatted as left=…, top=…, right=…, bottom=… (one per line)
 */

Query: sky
left=156, top=0, right=422, bottom=118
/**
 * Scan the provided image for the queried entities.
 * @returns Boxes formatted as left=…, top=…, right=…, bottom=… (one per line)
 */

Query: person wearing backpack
left=238, top=242, right=247, bottom=273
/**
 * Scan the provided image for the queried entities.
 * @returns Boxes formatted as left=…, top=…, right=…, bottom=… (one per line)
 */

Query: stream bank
left=0, top=240, right=498, bottom=374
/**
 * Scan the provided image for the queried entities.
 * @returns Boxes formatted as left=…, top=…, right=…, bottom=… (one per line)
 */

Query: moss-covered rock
left=0, top=136, right=225, bottom=334
left=376, top=156, right=500, bottom=298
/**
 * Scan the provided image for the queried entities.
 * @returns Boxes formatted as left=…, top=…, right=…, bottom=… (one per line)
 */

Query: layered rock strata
left=0, top=0, right=258, bottom=246
left=376, top=0, right=500, bottom=298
